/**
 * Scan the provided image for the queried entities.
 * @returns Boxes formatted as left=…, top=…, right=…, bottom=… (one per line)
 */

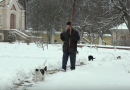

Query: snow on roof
left=0, top=0, right=24, bottom=10
left=103, top=34, right=111, bottom=36
left=111, top=23, right=128, bottom=29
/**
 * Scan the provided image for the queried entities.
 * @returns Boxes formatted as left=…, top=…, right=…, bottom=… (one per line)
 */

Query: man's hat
left=67, top=22, right=71, bottom=25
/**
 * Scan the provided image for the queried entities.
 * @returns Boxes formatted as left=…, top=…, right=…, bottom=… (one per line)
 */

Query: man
left=60, top=22, right=80, bottom=71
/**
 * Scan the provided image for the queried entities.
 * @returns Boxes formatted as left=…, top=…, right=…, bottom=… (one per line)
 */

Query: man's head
left=66, top=22, right=71, bottom=30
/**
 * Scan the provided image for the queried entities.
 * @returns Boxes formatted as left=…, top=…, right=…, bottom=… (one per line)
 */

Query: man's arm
left=60, top=32, right=65, bottom=41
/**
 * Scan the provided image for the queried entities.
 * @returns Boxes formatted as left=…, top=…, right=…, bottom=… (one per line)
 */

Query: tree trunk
left=124, top=13, right=130, bottom=34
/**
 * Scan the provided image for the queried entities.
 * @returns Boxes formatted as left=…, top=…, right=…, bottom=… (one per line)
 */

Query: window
left=0, top=15, right=1, bottom=25
left=0, top=35, right=2, bottom=39
left=120, top=36, right=126, bottom=41
left=120, top=36, right=126, bottom=45
left=11, top=5, right=16, bottom=11
left=0, top=33, right=4, bottom=41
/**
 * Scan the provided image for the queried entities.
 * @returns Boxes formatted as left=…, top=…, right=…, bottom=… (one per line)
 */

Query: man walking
left=60, top=22, right=80, bottom=71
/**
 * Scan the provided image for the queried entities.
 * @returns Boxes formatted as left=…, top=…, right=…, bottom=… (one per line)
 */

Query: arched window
left=10, top=14, right=16, bottom=29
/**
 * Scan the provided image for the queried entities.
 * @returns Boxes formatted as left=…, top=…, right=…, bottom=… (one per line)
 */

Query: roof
left=111, top=23, right=128, bottom=29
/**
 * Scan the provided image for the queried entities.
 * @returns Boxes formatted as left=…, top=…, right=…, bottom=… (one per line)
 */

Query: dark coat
left=60, top=29, right=80, bottom=52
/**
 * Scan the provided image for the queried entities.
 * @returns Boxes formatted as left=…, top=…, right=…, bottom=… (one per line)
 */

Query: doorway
left=10, top=14, right=16, bottom=29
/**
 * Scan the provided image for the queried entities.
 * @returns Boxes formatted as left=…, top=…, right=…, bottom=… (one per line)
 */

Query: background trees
left=18, top=0, right=130, bottom=44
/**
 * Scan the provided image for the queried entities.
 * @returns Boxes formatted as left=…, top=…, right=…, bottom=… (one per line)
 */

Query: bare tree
left=110, top=0, right=130, bottom=33
left=18, top=0, right=130, bottom=45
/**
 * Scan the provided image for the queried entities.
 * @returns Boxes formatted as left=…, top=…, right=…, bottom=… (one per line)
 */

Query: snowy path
left=20, top=61, right=130, bottom=90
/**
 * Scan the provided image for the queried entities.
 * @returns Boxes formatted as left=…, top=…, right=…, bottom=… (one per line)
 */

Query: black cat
left=88, top=55, right=95, bottom=61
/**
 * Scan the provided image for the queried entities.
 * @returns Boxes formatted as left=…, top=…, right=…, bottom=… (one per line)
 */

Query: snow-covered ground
left=0, top=42, right=130, bottom=90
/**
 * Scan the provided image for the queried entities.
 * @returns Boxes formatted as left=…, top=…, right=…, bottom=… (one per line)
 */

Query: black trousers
left=62, top=52, right=76, bottom=70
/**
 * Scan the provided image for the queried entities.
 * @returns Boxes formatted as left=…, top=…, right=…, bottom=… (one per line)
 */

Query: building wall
left=111, top=29, right=130, bottom=46
left=0, top=0, right=25, bottom=30
left=0, top=8, right=4, bottom=29
left=0, top=30, right=9, bottom=42
left=94, top=37, right=99, bottom=44
left=0, top=30, right=4, bottom=41
left=54, top=34, right=62, bottom=43
left=103, top=36, right=112, bottom=45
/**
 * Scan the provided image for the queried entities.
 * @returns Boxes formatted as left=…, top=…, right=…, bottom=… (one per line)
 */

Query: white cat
left=35, top=60, right=47, bottom=82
